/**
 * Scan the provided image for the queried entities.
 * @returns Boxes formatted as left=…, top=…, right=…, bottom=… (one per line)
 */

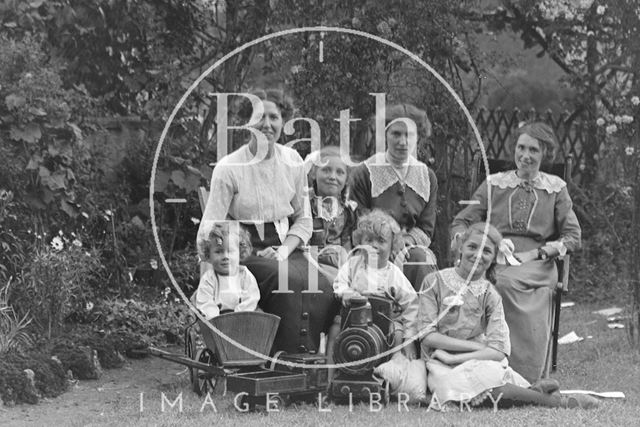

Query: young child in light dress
left=193, top=222, right=259, bottom=319
left=419, top=222, right=598, bottom=409
left=333, top=209, right=418, bottom=359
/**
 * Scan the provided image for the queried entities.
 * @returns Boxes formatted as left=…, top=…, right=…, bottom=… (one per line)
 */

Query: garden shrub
left=0, top=350, right=67, bottom=405
left=11, top=240, right=105, bottom=339
left=96, top=298, right=191, bottom=346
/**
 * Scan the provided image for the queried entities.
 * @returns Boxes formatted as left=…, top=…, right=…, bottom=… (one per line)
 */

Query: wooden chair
left=469, top=155, right=573, bottom=376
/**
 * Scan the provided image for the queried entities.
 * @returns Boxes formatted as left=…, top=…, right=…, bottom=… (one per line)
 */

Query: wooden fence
left=473, top=107, right=588, bottom=180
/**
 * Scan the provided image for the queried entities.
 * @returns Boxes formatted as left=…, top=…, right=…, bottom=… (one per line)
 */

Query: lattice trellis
left=474, top=107, right=588, bottom=178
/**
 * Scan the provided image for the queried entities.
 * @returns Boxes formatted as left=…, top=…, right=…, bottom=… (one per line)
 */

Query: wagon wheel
left=192, top=348, right=217, bottom=396
left=184, top=329, right=198, bottom=386
left=268, top=393, right=290, bottom=411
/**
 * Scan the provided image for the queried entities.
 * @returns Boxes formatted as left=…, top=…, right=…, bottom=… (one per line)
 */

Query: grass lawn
left=12, top=301, right=640, bottom=427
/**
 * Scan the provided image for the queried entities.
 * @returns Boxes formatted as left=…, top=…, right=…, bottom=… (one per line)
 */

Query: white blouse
left=197, top=144, right=312, bottom=257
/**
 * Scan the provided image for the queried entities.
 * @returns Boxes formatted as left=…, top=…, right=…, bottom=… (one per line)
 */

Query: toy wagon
left=145, top=311, right=329, bottom=410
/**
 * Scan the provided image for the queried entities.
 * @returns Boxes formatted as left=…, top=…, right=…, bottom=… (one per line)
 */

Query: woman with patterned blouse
left=450, top=122, right=581, bottom=383
left=350, top=103, right=438, bottom=291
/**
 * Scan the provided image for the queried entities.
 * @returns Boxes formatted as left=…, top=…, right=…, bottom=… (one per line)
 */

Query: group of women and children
left=193, top=88, right=597, bottom=410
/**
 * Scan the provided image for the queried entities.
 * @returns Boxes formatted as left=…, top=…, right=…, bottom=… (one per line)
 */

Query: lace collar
left=438, top=268, right=489, bottom=298
left=488, top=170, right=566, bottom=194
left=364, top=153, right=431, bottom=202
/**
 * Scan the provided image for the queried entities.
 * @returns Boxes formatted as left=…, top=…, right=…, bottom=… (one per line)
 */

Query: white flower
left=150, top=259, right=158, bottom=269
left=51, top=236, right=64, bottom=251
left=85, top=301, right=94, bottom=311
left=105, top=209, right=113, bottom=216
left=631, top=96, right=640, bottom=106
left=621, top=115, right=634, bottom=124
left=190, top=217, right=200, bottom=225
left=596, top=5, right=606, bottom=15
left=626, top=146, right=635, bottom=156
left=290, top=65, right=302, bottom=75
left=614, top=115, right=622, bottom=124
left=605, top=124, right=618, bottom=134
left=72, top=239, right=82, bottom=247
left=596, top=117, right=605, bottom=126
left=81, top=212, right=89, bottom=219
left=58, top=230, right=64, bottom=236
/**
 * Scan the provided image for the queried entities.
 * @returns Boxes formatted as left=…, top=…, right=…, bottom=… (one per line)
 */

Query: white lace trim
left=488, top=171, right=566, bottom=194
left=438, top=268, right=489, bottom=298
left=364, top=153, right=431, bottom=202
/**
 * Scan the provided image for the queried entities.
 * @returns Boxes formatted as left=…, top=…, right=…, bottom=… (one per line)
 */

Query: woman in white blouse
left=197, top=88, right=339, bottom=354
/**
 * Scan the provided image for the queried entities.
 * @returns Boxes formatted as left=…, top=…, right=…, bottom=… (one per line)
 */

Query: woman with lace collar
left=350, top=103, right=438, bottom=292
left=450, top=121, right=581, bottom=383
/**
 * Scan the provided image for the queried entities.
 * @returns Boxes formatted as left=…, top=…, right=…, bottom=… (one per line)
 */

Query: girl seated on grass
left=193, top=222, right=260, bottom=319
left=418, top=222, right=599, bottom=409
left=333, top=209, right=418, bottom=359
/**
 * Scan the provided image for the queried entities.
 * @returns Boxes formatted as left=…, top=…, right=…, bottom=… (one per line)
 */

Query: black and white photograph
left=1, top=0, right=638, bottom=425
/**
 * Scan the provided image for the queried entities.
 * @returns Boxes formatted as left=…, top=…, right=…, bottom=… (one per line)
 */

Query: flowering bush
left=11, top=234, right=105, bottom=338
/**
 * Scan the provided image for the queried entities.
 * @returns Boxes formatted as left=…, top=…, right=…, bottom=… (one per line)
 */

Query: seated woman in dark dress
left=350, top=103, right=438, bottom=291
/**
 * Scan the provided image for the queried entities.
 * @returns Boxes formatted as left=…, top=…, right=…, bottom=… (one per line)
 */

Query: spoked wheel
left=185, top=330, right=198, bottom=388
left=192, top=348, right=217, bottom=396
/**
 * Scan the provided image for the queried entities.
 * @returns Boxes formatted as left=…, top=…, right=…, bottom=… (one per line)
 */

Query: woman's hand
left=257, top=246, right=281, bottom=260
left=431, top=349, right=458, bottom=365
left=514, top=249, right=538, bottom=264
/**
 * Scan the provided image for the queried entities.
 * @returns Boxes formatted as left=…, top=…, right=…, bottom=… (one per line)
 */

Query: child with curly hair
left=193, top=222, right=259, bottom=319
left=333, top=209, right=418, bottom=359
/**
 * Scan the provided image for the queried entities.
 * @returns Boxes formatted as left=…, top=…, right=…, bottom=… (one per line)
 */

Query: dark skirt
left=241, top=222, right=340, bottom=354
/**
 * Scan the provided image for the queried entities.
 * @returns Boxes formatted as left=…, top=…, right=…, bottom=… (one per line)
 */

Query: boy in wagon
left=194, top=222, right=260, bottom=319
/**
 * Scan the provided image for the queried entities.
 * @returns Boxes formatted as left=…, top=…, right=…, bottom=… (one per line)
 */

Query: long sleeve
left=450, top=179, right=489, bottom=238
left=483, top=287, right=510, bottom=356
left=235, top=268, right=260, bottom=312
left=286, top=160, right=313, bottom=244
left=391, top=269, right=419, bottom=339
left=417, top=272, right=440, bottom=339
left=416, top=168, right=438, bottom=239
left=553, top=186, right=581, bottom=253
left=194, top=271, right=221, bottom=319
left=196, top=163, right=235, bottom=259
